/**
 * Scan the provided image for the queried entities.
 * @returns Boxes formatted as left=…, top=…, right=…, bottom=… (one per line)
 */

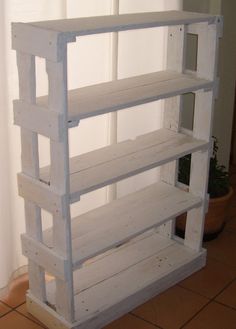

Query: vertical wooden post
left=17, top=52, right=46, bottom=301
left=184, top=19, right=221, bottom=251
left=46, top=43, right=74, bottom=322
left=159, top=25, right=186, bottom=238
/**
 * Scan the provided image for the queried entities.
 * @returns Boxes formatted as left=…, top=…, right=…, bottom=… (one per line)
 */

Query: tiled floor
left=1, top=167, right=236, bottom=329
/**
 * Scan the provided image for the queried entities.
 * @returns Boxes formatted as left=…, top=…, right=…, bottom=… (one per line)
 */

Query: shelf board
left=30, top=11, right=215, bottom=37
left=40, top=128, right=208, bottom=202
left=43, top=231, right=206, bottom=329
left=37, top=70, right=213, bottom=123
left=43, top=181, right=202, bottom=268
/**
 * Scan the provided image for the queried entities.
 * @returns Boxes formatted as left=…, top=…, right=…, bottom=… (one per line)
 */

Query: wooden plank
left=12, top=12, right=217, bottom=61
left=184, top=20, right=220, bottom=251
left=46, top=46, right=74, bottom=321
left=30, top=11, right=215, bottom=36
left=12, top=23, right=74, bottom=62
left=16, top=52, right=46, bottom=302
left=18, top=173, right=67, bottom=217
left=43, top=181, right=202, bottom=268
left=40, top=129, right=208, bottom=202
left=160, top=24, right=186, bottom=238
left=37, top=71, right=213, bottom=123
left=27, top=294, right=73, bottom=329
left=14, top=100, right=64, bottom=141
left=45, top=232, right=206, bottom=328
left=21, top=234, right=68, bottom=280
left=70, top=130, right=207, bottom=200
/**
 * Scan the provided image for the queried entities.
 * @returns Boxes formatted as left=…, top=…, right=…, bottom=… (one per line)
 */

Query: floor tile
left=183, top=301, right=236, bottom=329
left=216, top=279, right=236, bottom=309
left=0, top=311, right=44, bottom=329
left=16, top=303, right=47, bottom=328
left=204, top=230, right=236, bottom=269
left=1, top=274, right=29, bottom=308
left=179, top=258, right=236, bottom=298
left=103, top=313, right=160, bottom=329
left=132, top=285, right=208, bottom=329
left=0, top=301, right=11, bottom=317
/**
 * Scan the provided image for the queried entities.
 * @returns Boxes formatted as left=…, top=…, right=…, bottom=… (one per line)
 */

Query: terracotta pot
left=176, top=187, right=234, bottom=241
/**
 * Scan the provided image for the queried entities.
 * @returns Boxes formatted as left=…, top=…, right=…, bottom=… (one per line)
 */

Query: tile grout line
left=179, top=299, right=212, bottom=329
left=14, top=303, right=47, bottom=329
left=179, top=276, right=236, bottom=328
left=129, top=311, right=164, bottom=329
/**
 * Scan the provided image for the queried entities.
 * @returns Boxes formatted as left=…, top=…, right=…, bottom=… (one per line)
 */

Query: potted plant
left=176, top=137, right=234, bottom=241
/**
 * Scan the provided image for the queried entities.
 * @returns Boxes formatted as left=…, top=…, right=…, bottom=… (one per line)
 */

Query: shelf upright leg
left=46, top=43, right=74, bottom=322
left=16, top=52, right=46, bottom=302
left=159, top=24, right=186, bottom=238
left=184, top=19, right=222, bottom=251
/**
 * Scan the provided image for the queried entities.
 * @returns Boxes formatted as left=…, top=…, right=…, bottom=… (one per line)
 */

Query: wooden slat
left=16, top=52, right=46, bottom=302
left=159, top=24, right=186, bottom=238
left=41, top=128, right=208, bottom=202
left=184, top=21, right=221, bottom=251
left=44, top=231, right=206, bottom=329
left=37, top=71, right=213, bottom=124
left=46, top=50, right=75, bottom=322
left=18, top=173, right=67, bottom=217
left=43, top=181, right=202, bottom=268
left=21, top=234, right=68, bottom=280
left=14, top=100, right=64, bottom=141
left=30, top=11, right=215, bottom=36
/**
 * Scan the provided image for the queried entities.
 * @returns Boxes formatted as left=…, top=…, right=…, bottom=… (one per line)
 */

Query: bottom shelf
left=27, top=231, right=206, bottom=329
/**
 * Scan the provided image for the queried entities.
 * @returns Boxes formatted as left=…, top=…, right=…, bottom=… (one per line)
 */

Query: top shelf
left=12, top=11, right=219, bottom=61
left=27, top=11, right=216, bottom=37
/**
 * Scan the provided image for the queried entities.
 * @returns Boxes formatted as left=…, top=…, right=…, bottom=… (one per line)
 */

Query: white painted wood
left=37, top=71, right=213, bottom=124
left=21, top=234, right=68, bottom=280
left=184, top=20, right=220, bottom=251
left=13, top=11, right=221, bottom=329
left=44, top=231, right=206, bottom=329
left=160, top=24, right=186, bottom=238
left=16, top=52, right=46, bottom=302
left=17, top=173, right=67, bottom=217
left=13, top=100, right=64, bottom=141
left=42, top=128, right=208, bottom=202
left=27, top=295, right=73, bottom=329
left=46, top=45, right=74, bottom=322
left=30, top=11, right=215, bottom=36
left=43, top=181, right=202, bottom=268
left=12, top=12, right=216, bottom=61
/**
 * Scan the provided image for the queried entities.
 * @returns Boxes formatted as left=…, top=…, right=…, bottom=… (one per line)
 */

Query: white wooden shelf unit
left=12, top=10, right=222, bottom=329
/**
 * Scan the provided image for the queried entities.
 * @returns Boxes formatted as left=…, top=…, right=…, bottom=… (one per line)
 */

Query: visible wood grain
left=184, top=21, right=220, bottom=251
left=45, top=231, right=206, bottom=328
left=21, top=234, right=68, bottom=280
left=16, top=52, right=46, bottom=302
left=43, top=181, right=202, bottom=268
left=46, top=47, right=74, bottom=322
left=30, top=11, right=215, bottom=36
left=37, top=70, right=213, bottom=123
left=17, top=173, right=67, bottom=217
left=64, top=130, right=207, bottom=201
left=12, top=12, right=216, bottom=61
left=159, top=24, right=186, bottom=238
left=14, top=100, right=64, bottom=141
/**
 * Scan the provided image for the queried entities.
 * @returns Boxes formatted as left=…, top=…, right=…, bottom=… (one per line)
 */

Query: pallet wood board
left=37, top=70, right=213, bottom=123
left=29, top=11, right=215, bottom=36
left=43, top=231, right=206, bottom=329
left=40, top=128, right=208, bottom=202
left=43, top=181, right=202, bottom=268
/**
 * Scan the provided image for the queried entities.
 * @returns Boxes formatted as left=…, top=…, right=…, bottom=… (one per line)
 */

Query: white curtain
left=0, top=0, right=181, bottom=296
